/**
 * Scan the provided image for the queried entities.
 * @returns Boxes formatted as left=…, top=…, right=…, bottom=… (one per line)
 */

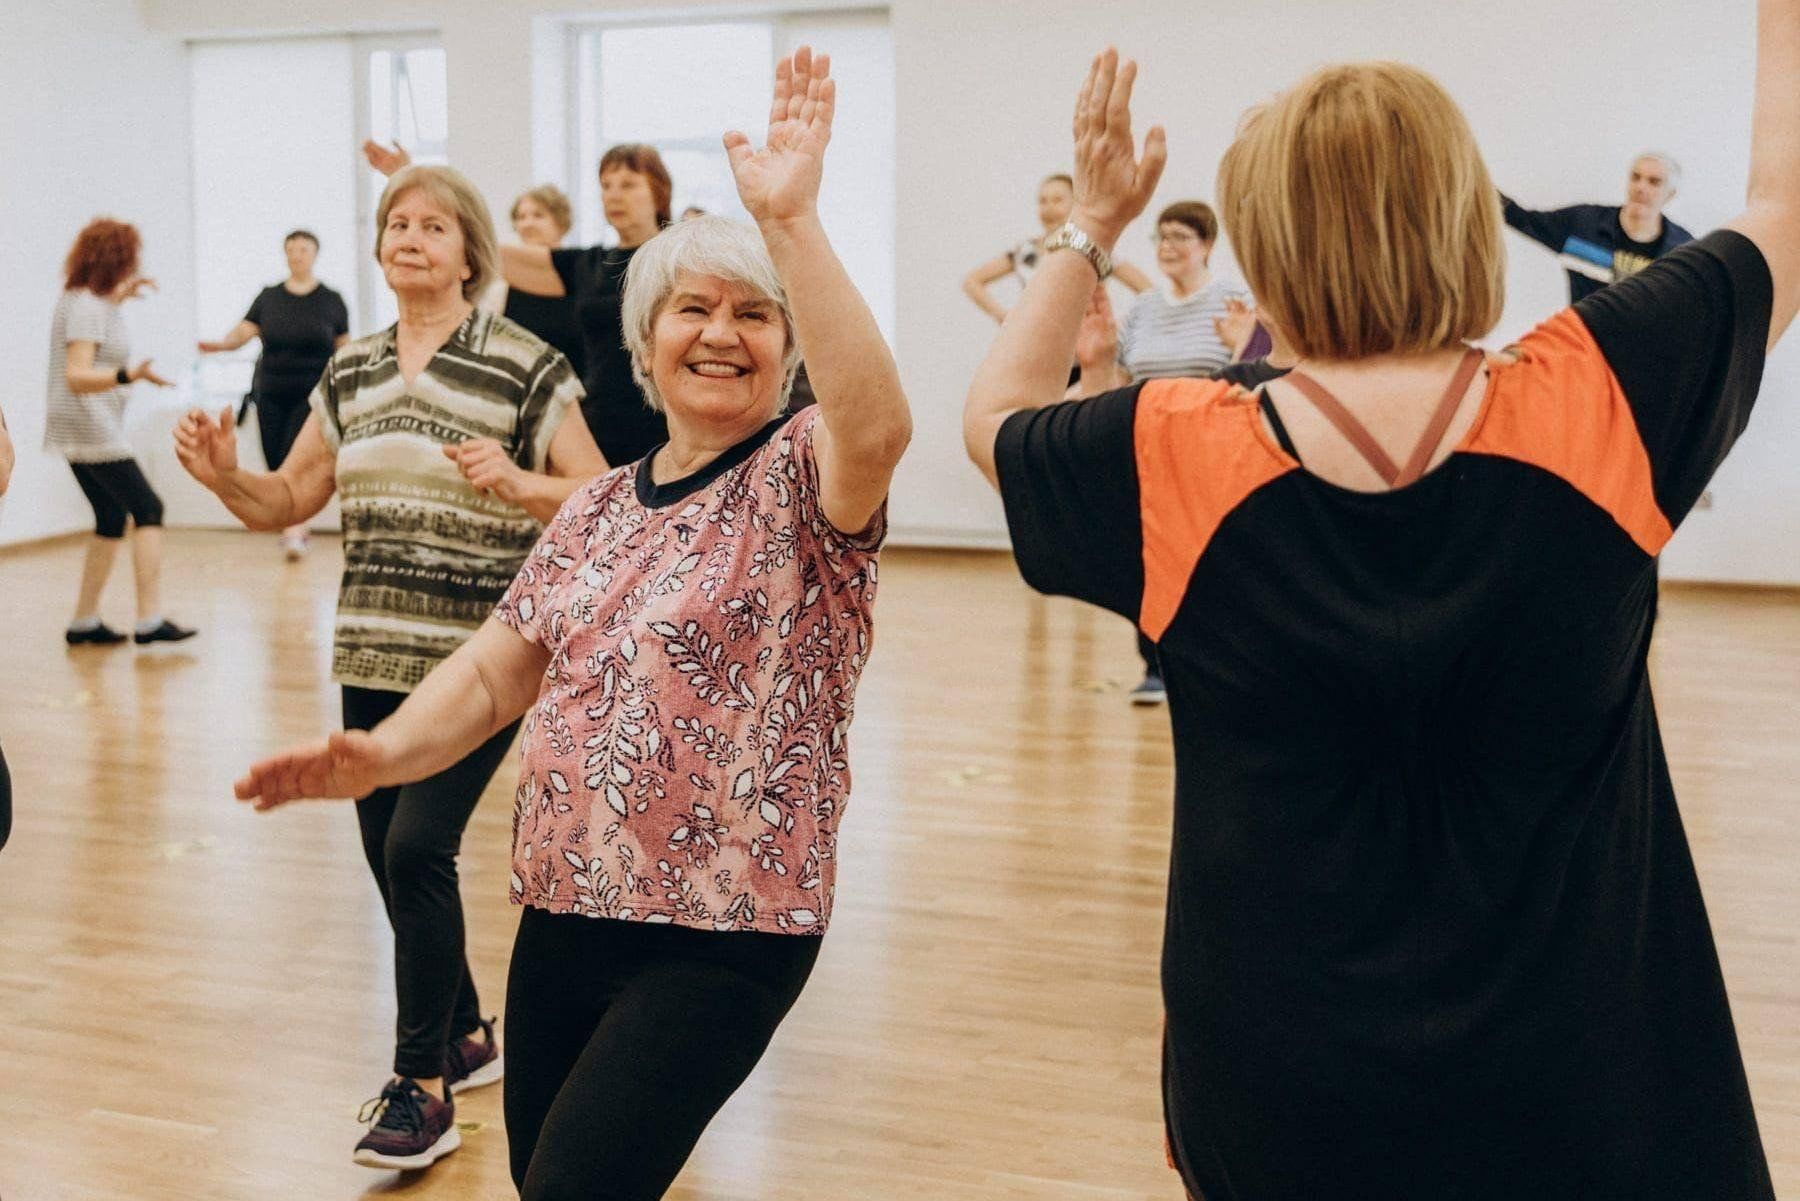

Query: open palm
left=725, top=46, right=834, bottom=226
left=234, top=729, right=387, bottom=811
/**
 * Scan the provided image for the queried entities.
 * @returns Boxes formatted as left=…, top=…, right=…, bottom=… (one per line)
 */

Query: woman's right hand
left=362, top=139, right=412, bottom=178
left=1069, top=48, right=1167, bottom=251
left=234, top=729, right=389, bottom=810
left=172, top=405, right=240, bottom=490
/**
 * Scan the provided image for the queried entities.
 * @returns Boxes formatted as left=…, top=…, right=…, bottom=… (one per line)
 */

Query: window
left=358, top=42, right=450, bottom=330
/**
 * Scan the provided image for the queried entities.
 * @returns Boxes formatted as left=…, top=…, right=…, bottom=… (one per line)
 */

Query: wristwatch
left=115, top=367, right=130, bottom=386
left=1042, top=221, right=1114, bottom=280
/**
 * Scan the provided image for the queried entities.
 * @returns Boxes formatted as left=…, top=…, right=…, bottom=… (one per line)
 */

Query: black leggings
left=504, top=908, right=821, bottom=1201
left=254, top=393, right=312, bottom=471
left=68, top=458, right=163, bottom=539
left=341, top=685, right=521, bottom=1080
left=0, top=743, right=11, bottom=854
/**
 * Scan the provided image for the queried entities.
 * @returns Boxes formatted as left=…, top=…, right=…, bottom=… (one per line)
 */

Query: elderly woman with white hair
left=175, top=163, right=604, bottom=1172
left=234, top=48, right=909, bottom=1200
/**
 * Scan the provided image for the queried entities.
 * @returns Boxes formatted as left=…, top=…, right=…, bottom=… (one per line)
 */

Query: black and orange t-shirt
left=995, top=231, right=1775, bottom=1200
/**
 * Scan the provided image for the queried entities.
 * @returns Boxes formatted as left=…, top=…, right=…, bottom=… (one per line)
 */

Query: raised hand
left=234, top=729, right=388, bottom=811
left=173, top=404, right=241, bottom=490
left=724, top=45, right=834, bottom=228
left=362, top=139, right=412, bottom=178
left=1213, top=297, right=1257, bottom=357
left=1070, top=48, right=1167, bottom=248
left=1074, top=283, right=1119, bottom=370
left=441, top=437, right=525, bottom=502
left=130, top=360, right=172, bottom=388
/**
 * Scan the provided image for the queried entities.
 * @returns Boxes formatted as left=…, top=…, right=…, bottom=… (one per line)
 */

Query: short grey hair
left=1633, top=151, right=1682, bottom=192
left=621, top=215, right=802, bottom=413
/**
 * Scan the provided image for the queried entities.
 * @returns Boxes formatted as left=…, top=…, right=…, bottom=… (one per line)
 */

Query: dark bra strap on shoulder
left=1258, top=392, right=1302, bottom=462
left=1278, top=347, right=1485, bottom=488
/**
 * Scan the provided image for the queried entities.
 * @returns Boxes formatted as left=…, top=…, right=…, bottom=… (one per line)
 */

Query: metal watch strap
left=1043, top=221, right=1114, bottom=280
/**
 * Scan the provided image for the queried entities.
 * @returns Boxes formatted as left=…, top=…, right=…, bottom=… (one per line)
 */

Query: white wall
left=139, top=0, right=1798, bottom=582
left=0, top=1, right=195, bottom=547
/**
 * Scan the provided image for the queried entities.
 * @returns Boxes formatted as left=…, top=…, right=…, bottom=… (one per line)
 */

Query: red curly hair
left=64, top=218, right=141, bottom=296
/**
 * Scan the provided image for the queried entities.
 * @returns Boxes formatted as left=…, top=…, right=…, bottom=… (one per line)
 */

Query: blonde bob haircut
left=510, top=184, right=574, bottom=236
left=374, top=164, right=499, bottom=302
left=1218, top=62, right=1505, bottom=361
left=622, top=215, right=802, bottom=414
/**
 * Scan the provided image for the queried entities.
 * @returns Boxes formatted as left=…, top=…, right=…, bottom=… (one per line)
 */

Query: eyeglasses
left=1151, top=230, right=1203, bottom=247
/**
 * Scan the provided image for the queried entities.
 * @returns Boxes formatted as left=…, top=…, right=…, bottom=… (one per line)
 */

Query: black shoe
left=134, top=620, right=198, bottom=645
left=66, top=623, right=129, bottom=646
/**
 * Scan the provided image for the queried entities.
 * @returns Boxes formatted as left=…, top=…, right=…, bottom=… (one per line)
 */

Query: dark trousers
left=68, top=458, right=163, bottom=539
left=254, top=393, right=313, bottom=471
left=341, top=685, right=520, bottom=1080
left=0, top=743, right=11, bottom=853
left=504, top=907, right=821, bottom=1201
left=1138, top=631, right=1162, bottom=679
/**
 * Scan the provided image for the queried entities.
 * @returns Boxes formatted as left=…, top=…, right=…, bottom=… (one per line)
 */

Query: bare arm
left=1113, top=261, right=1154, bottom=294
left=961, top=253, right=1015, bottom=323
left=236, top=617, right=548, bottom=808
left=1726, top=0, right=1800, bottom=350
left=0, top=408, right=13, bottom=497
left=729, top=48, right=911, bottom=535
left=198, top=320, right=260, bottom=354
left=65, top=341, right=170, bottom=393
left=966, top=52, right=1165, bottom=487
left=501, top=244, right=567, bottom=297
left=174, top=406, right=337, bottom=530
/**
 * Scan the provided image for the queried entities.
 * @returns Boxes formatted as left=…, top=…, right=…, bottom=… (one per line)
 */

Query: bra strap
left=1394, top=348, right=1485, bottom=487
left=1278, top=372, right=1402, bottom=485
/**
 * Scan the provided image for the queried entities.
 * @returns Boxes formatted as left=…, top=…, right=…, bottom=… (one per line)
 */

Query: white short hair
left=621, top=215, right=801, bottom=413
left=1634, top=151, right=1682, bottom=191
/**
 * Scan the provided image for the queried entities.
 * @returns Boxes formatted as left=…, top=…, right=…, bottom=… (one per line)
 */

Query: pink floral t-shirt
left=494, top=407, right=883, bottom=935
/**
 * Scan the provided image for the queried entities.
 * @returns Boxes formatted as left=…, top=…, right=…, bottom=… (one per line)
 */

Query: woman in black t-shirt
left=198, top=229, right=349, bottom=558
left=365, top=140, right=675, bottom=468
left=486, top=185, right=585, bottom=380
left=966, top=44, right=1798, bottom=1201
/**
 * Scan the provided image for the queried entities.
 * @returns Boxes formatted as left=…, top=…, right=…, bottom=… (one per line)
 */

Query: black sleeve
left=1500, top=193, right=1579, bottom=252
left=1574, top=229, right=1772, bottom=526
left=550, top=247, right=587, bottom=301
left=244, top=287, right=269, bottom=326
left=994, top=384, right=1145, bottom=621
left=328, top=290, right=349, bottom=336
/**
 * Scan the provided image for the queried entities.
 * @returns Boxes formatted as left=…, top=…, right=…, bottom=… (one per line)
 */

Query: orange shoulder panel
left=1135, top=378, right=1294, bottom=641
left=1465, top=309, right=1672, bottom=556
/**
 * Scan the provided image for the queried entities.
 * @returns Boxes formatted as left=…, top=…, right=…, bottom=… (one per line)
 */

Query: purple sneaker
left=444, top=1016, right=504, bottom=1091
left=353, top=1077, right=459, bottom=1170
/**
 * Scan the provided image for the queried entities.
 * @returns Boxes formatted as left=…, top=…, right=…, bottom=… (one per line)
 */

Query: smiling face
left=511, top=197, right=563, bottom=248
left=601, top=166, right=660, bottom=242
left=284, top=235, right=318, bottom=278
left=377, top=188, right=470, bottom=302
left=1154, top=220, right=1211, bottom=281
left=1626, top=156, right=1677, bottom=216
left=1037, top=178, right=1074, bottom=232
left=647, top=271, right=789, bottom=429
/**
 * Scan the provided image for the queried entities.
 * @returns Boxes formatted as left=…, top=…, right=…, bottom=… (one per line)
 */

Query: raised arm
left=198, top=320, right=259, bottom=354
left=0, top=407, right=13, bottom=498
left=1727, top=0, right=1800, bottom=349
left=962, top=253, right=1016, bottom=324
left=964, top=49, right=1166, bottom=487
left=1498, top=192, right=1579, bottom=252
left=726, top=46, right=912, bottom=534
left=500, top=244, right=567, bottom=297
left=173, top=405, right=336, bottom=530
left=236, top=616, right=547, bottom=809
left=65, top=340, right=170, bottom=393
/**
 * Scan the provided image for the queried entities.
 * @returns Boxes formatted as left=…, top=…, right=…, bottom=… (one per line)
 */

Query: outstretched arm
left=236, top=617, right=547, bottom=808
left=174, top=406, right=336, bottom=530
left=1727, top=0, right=1800, bottom=349
left=1498, top=192, right=1578, bottom=253
left=726, top=46, right=912, bottom=534
left=964, top=49, right=1166, bottom=487
left=198, top=320, right=260, bottom=354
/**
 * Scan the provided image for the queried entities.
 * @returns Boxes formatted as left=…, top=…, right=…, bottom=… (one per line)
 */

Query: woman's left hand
left=725, top=45, right=833, bottom=229
left=114, top=275, right=157, bottom=303
left=443, top=437, right=526, bottom=503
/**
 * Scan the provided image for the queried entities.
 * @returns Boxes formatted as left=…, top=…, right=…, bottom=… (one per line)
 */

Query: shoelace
left=358, top=1081, right=426, bottom=1136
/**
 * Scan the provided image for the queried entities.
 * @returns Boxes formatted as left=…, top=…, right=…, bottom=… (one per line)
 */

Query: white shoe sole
left=353, top=1123, right=461, bottom=1171
left=455, top=1052, right=504, bottom=1090
left=1129, top=692, right=1167, bottom=706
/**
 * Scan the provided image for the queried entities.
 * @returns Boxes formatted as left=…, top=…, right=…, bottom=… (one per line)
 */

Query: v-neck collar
left=635, top=417, right=787, bottom=510
left=369, top=307, right=486, bottom=383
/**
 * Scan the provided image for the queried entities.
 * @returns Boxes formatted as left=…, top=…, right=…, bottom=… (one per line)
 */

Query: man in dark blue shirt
left=1501, top=153, right=1694, bottom=301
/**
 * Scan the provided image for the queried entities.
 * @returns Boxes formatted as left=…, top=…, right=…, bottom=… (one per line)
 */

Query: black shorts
left=68, top=458, right=163, bottom=539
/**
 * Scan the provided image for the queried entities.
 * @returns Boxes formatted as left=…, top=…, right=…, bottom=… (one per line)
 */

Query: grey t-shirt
left=45, top=289, right=134, bottom=463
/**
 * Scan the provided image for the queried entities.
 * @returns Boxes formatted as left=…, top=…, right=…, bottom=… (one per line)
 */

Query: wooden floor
left=0, top=530, right=1795, bottom=1200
